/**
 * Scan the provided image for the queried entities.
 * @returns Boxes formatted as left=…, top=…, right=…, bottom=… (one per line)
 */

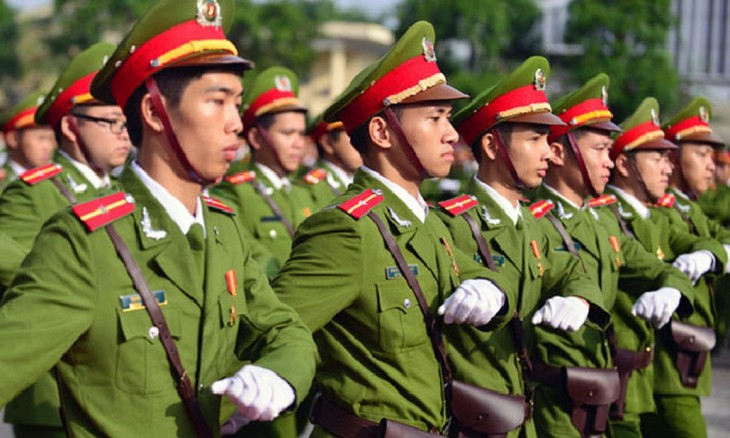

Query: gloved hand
left=211, top=365, right=295, bottom=422
left=631, top=287, right=682, bottom=329
left=672, top=250, right=715, bottom=283
left=531, top=296, right=590, bottom=332
left=438, top=279, right=505, bottom=326
left=221, top=412, right=251, bottom=436
left=724, top=244, right=730, bottom=274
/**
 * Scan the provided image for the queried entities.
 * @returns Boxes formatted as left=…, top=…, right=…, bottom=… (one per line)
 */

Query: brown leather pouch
left=565, top=367, right=620, bottom=437
left=378, top=419, right=439, bottom=438
left=450, top=379, right=527, bottom=436
left=670, top=321, right=716, bottom=388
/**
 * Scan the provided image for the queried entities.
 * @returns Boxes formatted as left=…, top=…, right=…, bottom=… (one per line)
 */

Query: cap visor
left=401, top=83, right=469, bottom=104
left=679, top=132, right=725, bottom=148
left=508, top=111, right=566, bottom=126
left=587, top=120, right=622, bottom=133
left=169, top=53, right=254, bottom=71
left=268, top=102, right=308, bottom=115
left=635, top=138, right=679, bottom=151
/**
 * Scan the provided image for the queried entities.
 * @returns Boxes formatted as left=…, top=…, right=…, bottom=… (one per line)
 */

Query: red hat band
left=664, top=116, right=712, bottom=142
left=4, top=107, right=39, bottom=133
left=311, top=121, right=343, bottom=144
left=550, top=98, right=613, bottom=142
left=458, top=84, right=551, bottom=146
left=112, top=20, right=237, bottom=108
left=611, top=120, right=664, bottom=160
left=338, top=55, right=444, bottom=133
left=242, top=88, right=300, bottom=131
left=46, top=72, right=97, bottom=127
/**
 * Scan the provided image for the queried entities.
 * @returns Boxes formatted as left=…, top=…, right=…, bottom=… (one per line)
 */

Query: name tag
left=474, top=254, right=505, bottom=267
left=120, top=290, right=167, bottom=312
left=386, top=264, right=419, bottom=279
left=261, top=215, right=282, bottom=222
left=554, top=242, right=581, bottom=252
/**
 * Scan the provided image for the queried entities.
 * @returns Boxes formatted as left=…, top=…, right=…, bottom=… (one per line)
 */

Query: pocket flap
left=565, top=367, right=620, bottom=405
left=670, top=321, right=716, bottom=352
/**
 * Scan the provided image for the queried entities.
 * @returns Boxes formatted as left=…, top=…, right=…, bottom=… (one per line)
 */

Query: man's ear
left=5, top=130, right=19, bottom=150
left=549, top=140, right=566, bottom=166
left=368, top=115, right=392, bottom=150
left=320, top=136, right=335, bottom=156
left=614, top=154, right=630, bottom=178
left=140, top=93, right=164, bottom=133
left=247, top=127, right=264, bottom=151
left=59, top=115, right=78, bottom=144
left=480, top=132, right=498, bottom=161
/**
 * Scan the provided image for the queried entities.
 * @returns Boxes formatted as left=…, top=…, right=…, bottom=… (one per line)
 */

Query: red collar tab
left=529, top=199, right=554, bottom=219
left=72, top=192, right=135, bottom=232
left=203, top=195, right=234, bottom=214
left=339, top=54, right=444, bottom=133
left=46, top=72, right=97, bottom=127
left=225, top=170, right=256, bottom=185
left=587, top=194, right=617, bottom=208
left=550, top=98, right=613, bottom=142
left=655, top=193, right=676, bottom=208
left=438, top=195, right=478, bottom=217
left=338, top=189, right=384, bottom=219
left=303, top=168, right=327, bottom=185
left=612, top=120, right=664, bottom=159
left=458, top=84, right=551, bottom=147
left=20, top=163, right=63, bottom=185
left=664, top=116, right=713, bottom=142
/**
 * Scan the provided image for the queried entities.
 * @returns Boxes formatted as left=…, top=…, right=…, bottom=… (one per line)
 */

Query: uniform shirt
left=59, top=150, right=111, bottom=190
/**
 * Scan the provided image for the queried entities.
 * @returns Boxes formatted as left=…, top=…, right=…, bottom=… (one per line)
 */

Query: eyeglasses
left=71, top=113, right=127, bottom=134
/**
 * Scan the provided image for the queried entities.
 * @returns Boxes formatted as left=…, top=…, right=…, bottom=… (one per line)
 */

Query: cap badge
left=534, top=68, right=546, bottom=91
left=601, top=86, right=608, bottom=107
left=36, top=95, right=46, bottom=106
left=650, top=108, right=660, bottom=126
left=422, top=37, right=437, bottom=62
left=274, top=75, right=293, bottom=92
left=699, top=106, right=709, bottom=123
left=197, top=0, right=222, bottom=27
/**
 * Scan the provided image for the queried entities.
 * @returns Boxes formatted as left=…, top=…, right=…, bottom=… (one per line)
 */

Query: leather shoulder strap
left=252, top=181, right=296, bottom=237
left=544, top=212, right=587, bottom=273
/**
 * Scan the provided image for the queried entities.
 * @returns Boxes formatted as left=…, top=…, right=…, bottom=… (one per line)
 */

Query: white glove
left=672, top=250, right=715, bottom=283
left=211, top=365, right=295, bottom=422
left=531, top=296, right=590, bottom=332
left=221, top=411, right=251, bottom=436
left=438, top=279, right=505, bottom=326
left=724, top=244, right=730, bottom=274
left=631, top=287, right=682, bottom=329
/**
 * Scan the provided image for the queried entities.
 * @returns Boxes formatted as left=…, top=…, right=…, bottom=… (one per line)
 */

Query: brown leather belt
left=311, top=396, right=380, bottom=438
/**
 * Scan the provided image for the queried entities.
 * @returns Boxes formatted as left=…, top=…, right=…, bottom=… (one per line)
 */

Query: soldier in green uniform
left=212, top=66, right=317, bottom=265
left=634, top=97, right=730, bottom=438
left=302, top=114, right=362, bottom=208
left=272, top=21, right=518, bottom=436
left=537, top=76, right=700, bottom=438
left=0, top=42, right=131, bottom=291
left=698, top=147, right=730, bottom=227
left=0, top=0, right=317, bottom=436
left=437, top=57, right=609, bottom=438
left=604, top=97, right=727, bottom=437
left=0, top=92, right=56, bottom=192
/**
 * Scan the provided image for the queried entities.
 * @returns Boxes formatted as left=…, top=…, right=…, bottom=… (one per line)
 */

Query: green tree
left=564, top=0, right=679, bottom=120
left=0, top=0, right=20, bottom=81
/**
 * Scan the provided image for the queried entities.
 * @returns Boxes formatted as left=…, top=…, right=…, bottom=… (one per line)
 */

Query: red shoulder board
left=529, top=199, right=554, bottom=219
left=587, top=194, right=617, bottom=208
left=20, top=163, right=63, bottom=185
left=303, top=168, right=327, bottom=185
left=656, top=193, right=676, bottom=208
left=225, top=171, right=255, bottom=185
left=72, top=192, right=135, bottom=232
left=203, top=195, right=234, bottom=214
left=338, top=189, right=384, bottom=219
left=438, top=195, right=478, bottom=217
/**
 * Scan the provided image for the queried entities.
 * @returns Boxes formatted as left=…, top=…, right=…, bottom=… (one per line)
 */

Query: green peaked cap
left=611, top=97, right=677, bottom=160
left=662, top=96, right=724, bottom=147
left=0, top=91, right=47, bottom=133
left=241, top=66, right=306, bottom=131
left=323, top=20, right=467, bottom=133
left=36, top=42, right=117, bottom=127
left=452, top=56, right=564, bottom=147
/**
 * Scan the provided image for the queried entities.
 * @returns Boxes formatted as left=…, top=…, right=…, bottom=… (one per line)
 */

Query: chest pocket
left=255, top=218, right=289, bottom=241
left=376, top=281, right=429, bottom=353
left=116, top=306, right=181, bottom=395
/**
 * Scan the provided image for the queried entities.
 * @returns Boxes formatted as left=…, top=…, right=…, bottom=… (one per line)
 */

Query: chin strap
left=66, top=114, right=105, bottom=177
left=566, top=131, right=599, bottom=198
left=253, top=122, right=289, bottom=178
left=383, top=107, right=430, bottom=179
left=626, top=153, right=658, bottom=205
left=145, top=77, right=215, bottom=186
left=491, top=127, right=526, bottom=190
left=670, top=149, right=696, bottom=200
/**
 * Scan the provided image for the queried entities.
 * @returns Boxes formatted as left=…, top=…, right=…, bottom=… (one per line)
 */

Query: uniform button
left=148, top=326, right=159, bottom=340
left=403, top=298, right=411, bottom=309
left=269, top=229, right=278, bottom=238
left=199, top=383, right=205, bottom=391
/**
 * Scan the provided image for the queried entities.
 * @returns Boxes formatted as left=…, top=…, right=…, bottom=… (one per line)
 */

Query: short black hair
left=348, top=106, right=405, bottom=155
left=469, top=123, right=515, bottom=162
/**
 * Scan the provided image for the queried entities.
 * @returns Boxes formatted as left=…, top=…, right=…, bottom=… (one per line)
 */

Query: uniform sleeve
left=0, top=231, right=28, bottom=292
left=662, top=208, right=728, bottom=274
left=0, top=181, right=45, bottom=256
left=0, top=211, right=96, bottom=405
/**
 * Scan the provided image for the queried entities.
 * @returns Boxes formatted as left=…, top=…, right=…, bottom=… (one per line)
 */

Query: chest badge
left=531, top=239, right=545, bottom=277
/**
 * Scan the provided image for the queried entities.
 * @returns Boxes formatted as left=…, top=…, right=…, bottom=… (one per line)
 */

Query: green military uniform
left=698, top=181, right=730, bottom=227
left=0, top=167, right=317, bottom=437
left=0, top=160, right=22, bottom=193
left=0, top=232, right=26, bottom=287
left=300, top=160, right=352, bottom=209
left=274, top=169, right=515, bottom=434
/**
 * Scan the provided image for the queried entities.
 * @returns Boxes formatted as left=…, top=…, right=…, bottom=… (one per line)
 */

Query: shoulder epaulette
left=225, top=170, right=256, bottom=185
left=20, top=163, right=63, bottom=185
left=529, top=199, right=555, bottom=219
left=203, top=195, right=234, bottom=214
left=338, top=189, right=384, bottom=219
left=655, top=193, right=676, bottom=208
left=72, top=192, right=135, bottom=232
left=438, top=195, right=478, bottom=217
left=587, top=194, right=618, bottom=208
left=303, top=168, right=327, bottom=185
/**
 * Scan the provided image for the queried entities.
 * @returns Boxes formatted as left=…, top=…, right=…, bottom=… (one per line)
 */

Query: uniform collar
left=255, top=162, right=290, bottom=191
left=322, top=159, right=353, bottom=186
left=474, top=176, right=521, bottom=225
left=607, top=184, right=649, bottom=219
left=58, top=149, right=110, bottom=190
left=8, top=159, right=26, bottom=178
left=542, top=183, right=583, bottom=210
left=131, top=161, right=205, bottom=236
left=361, top=165, right=427, bottom=223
